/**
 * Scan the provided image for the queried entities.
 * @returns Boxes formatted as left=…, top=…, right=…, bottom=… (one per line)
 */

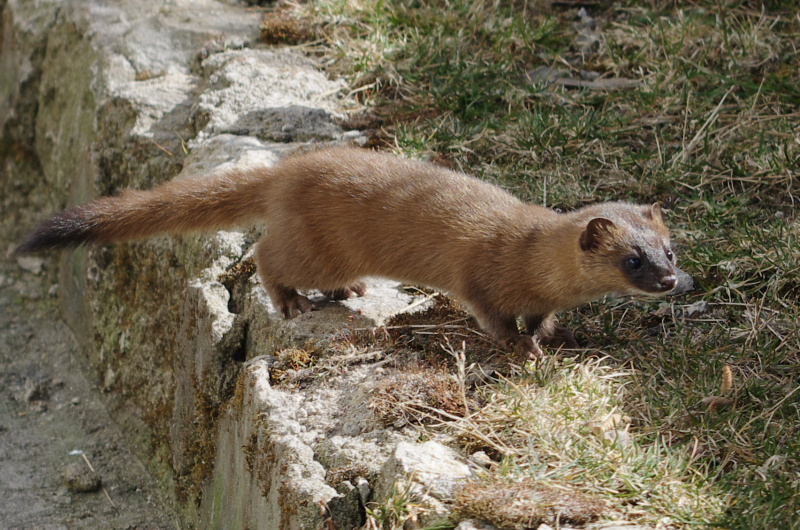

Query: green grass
left=286, top=0, right=800, bottom=527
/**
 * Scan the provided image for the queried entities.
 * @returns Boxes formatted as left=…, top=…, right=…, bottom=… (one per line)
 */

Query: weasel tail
left=16, top=168, right=269, bottom=253
left=18, top=147, right=689, bottom=357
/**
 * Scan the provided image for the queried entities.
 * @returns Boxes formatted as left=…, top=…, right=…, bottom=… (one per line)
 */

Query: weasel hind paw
left=538, top=326, right=579, bottom=350
left=281, top=295, right=315, bottom=318
left=324, top=281, right=368, bottom=300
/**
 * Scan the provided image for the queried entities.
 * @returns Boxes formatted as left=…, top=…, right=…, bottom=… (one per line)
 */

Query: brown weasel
left=17, top=147, right=682, bottom=356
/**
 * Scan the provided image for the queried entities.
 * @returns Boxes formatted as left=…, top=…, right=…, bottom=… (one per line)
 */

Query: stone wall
left=1, top=1, right=473, bottom=528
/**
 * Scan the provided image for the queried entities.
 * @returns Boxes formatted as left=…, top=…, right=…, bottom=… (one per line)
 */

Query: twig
left=671, top=87, right=732, bottom=168
left=150, top=139, right=175, bottom=158
left=351, top=319, right=470, bottom=331
left=81, top=453, right=117, bottom=510
left=330, top=350, right=385, bottom=366
left=394, top=292, right=439, bottom=316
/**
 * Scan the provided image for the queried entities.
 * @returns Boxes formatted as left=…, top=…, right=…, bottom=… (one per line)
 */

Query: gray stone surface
left=193, top=48, right=347, bottom=143
left=0, top=258, right=178, bottom=527
left=375, top=441, right=474, bottom=527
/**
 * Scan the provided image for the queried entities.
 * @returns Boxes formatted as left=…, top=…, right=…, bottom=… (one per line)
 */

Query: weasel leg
left=323, top=281, right=368, bottom=300
left=255, top=240, right=315, bottom=318
left=271, top=284, right=315, bottom=318
left=474, top=309, right=542, bottom=358
left=525, top=314, right=579, bottom=350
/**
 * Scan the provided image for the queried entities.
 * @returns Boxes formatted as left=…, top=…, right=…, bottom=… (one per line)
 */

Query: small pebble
left=17, top=378, right=48, bottom=403
left=62, top=462, right=101, bottom=493
left=469, top=450, right=494, bottom=469
left=16, top=256, right=45, bottom=275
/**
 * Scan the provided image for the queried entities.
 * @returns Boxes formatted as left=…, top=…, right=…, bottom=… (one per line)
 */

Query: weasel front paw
left=509, top=334, right=544, bottom=359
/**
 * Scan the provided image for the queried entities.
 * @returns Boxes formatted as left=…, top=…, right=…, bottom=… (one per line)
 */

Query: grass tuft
left=454, top=478, right=607, bottom=528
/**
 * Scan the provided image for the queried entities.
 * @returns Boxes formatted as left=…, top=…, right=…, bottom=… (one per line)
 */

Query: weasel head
left=578, top=203, right=679, bottom=296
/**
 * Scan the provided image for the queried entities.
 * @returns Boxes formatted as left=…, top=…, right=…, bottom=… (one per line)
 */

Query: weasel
left=17, top=147, right=684, bottom=356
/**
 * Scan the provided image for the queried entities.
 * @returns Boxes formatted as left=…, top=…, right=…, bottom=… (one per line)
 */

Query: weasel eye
left=665, top=249, right=674, bottom=261
left=626, top=257, right=643, bottom=270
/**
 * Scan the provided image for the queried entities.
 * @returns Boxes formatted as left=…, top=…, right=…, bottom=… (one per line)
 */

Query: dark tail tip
left=15, top=209, right=95, bottom=254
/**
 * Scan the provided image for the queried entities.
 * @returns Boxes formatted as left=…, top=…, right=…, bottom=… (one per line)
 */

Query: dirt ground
left=0, top=231, right=177, bottom=528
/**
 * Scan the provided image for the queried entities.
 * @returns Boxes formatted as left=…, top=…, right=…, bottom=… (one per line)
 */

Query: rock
left=653, top=299, right=709, bottom=320
left=374, top=441, right=472, bottom=527
left=16, top=256, right=44, bottom=275
left=468, top=451, right=495, bottom=470
left=455, top=520, right=500, bottom=530
left=672, top=268, right=697, bottom=296
left=355, top=477, right=371, bottom=506
left=15, top=378, right=48, bottom=403
left=680, top=300, right=710, bottom=318
left=62, top=463, right=101, bottom=493
left=381, top=441, right=472, bottom=500
left=327, top=481, right=366, bottom=529
left=192, top=48, right=347, bottom=143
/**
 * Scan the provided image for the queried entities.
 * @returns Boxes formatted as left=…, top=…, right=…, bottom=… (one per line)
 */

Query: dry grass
left=369, top=366, right=477, bottom=428
left=268, top=343, right=325, bottom=385
left=260, top=9, right=318, bottom=45
left=454, top=479, right=607, bottom=528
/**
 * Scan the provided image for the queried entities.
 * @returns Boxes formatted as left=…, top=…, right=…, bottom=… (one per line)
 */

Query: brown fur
left=18, top=147, right=682, bottom=356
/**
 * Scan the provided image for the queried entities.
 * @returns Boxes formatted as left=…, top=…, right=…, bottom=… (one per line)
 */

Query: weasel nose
left=659, top=275, right=677, bottom=291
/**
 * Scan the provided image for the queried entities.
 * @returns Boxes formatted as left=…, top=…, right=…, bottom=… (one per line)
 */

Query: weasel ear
left=644, top=203, right=664, bottom=223
left=580, top=217, right=616, bottom=252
